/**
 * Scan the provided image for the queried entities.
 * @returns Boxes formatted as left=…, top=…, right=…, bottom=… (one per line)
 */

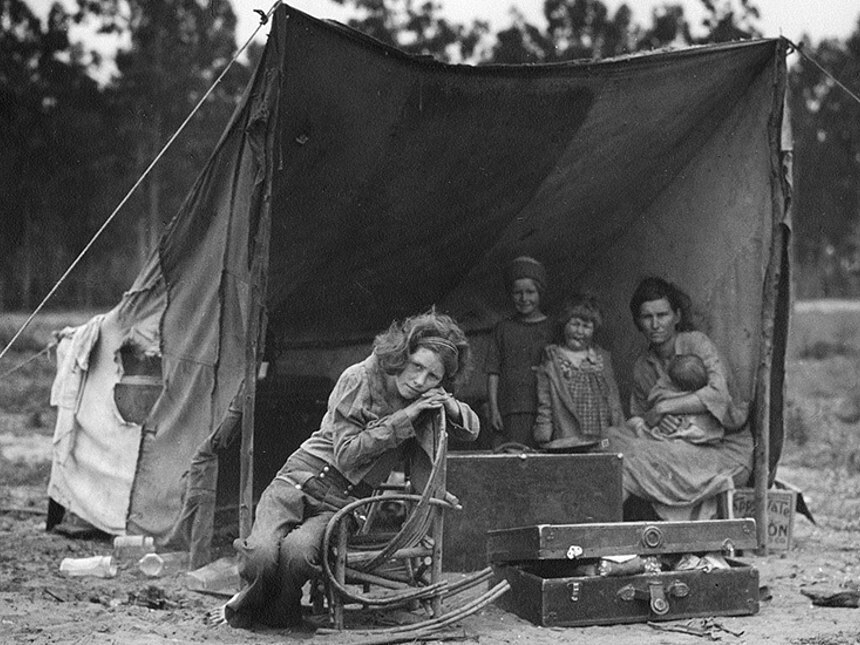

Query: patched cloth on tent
left=48, top=4, right=790, bottom=544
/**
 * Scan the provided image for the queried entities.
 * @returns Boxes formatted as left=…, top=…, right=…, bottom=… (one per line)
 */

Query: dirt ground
left=1, top=317, right=860, bottom=644
left=2, top=462, right=859, bottom=644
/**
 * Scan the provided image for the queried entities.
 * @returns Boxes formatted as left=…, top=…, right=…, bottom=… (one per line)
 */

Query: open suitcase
left=488, top=519, right=759, bottom=627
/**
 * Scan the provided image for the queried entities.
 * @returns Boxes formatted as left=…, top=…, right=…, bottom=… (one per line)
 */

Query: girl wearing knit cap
left=486, top=256, right=555, bottom=448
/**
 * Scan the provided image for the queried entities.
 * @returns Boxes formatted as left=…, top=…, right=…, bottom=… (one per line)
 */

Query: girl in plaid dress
left=532, top=294, right=624, bottom=446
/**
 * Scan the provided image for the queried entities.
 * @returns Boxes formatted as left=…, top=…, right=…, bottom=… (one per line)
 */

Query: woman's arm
left=645, top=332, right=746, bottom=428
left=328, top=368, right=420, bottom=472
left=487, top=373, right=503, bottom=432
left=678, top=331, right=746, bottom=427
left=448, top=400, right=480, bottom=441
left=486, top=324, right=504, bottom=432
left=532, top=361, right=553, bottom=445
left=652, top=392, right=707, bottom=415
left=644, top=392, right=707, bottom=428
left=424, top=387, right=480, bottom=441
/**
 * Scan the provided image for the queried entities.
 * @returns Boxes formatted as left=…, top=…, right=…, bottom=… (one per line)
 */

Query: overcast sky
left=27, top=0, right=860, bottom=69
left=234, top=0, right=860, bottom=47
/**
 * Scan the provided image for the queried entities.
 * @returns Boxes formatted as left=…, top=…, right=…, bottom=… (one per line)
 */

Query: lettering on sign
left=730, top=489, right=795, bottom=550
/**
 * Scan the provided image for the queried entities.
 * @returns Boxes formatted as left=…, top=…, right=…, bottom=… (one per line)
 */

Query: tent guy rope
left=788, top=38, right=860, bottom=107
left=0, top=341, right=57, bottom=381
left=0, top=1, right=282, bottom=369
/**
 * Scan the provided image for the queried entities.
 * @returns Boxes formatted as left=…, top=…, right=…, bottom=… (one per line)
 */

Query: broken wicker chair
left=318, top=410, right=509, bottom=637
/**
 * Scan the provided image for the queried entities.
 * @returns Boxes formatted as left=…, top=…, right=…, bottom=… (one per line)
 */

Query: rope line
left=788, top=39, right=860, bottom=107
left=0, top=342, right=57, bottom=380
left=0, top=1, right=282, bottom=368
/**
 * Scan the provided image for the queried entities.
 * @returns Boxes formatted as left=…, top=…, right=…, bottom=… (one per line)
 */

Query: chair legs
left=332, top=518, right=349, bottom=629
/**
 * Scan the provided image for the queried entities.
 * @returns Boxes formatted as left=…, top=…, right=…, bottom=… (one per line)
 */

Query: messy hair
left=373, top=309, right=472, bottom=391
left=628, top=277, right=694, bottom=332
left=560, top=293, right=604, bottom=332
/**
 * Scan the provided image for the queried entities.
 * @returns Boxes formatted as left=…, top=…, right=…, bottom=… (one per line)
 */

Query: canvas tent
left=48, top=4, right=792, bottom=554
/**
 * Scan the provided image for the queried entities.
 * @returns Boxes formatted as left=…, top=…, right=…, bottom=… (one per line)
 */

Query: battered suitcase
left=444, top=452, right=623, bottom=571
left=488, top=519, right=759, bottom=627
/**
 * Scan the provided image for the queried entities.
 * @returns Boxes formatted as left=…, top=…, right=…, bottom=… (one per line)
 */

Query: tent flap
left=48, top=4, right=789, bottom=540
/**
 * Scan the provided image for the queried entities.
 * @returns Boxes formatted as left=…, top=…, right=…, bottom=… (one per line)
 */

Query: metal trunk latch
left=617, top=579, right=690, bottom=615
left=566, top=545, right=583, bottom=559
left=649, top=582, right=669, bottom=615
left=641, top=525, right=664, bottom=549
left=566, top=581, right=581, bottom=602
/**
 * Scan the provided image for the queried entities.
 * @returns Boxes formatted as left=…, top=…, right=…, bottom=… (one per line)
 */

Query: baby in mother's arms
left=627, top=353, right=725, bottom=444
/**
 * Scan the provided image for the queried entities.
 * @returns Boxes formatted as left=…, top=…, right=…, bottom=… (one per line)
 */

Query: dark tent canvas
left=48, top=5, right=791, bottom=552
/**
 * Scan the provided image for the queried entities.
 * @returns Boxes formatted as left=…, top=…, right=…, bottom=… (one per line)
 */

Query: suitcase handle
left=617, top=580, right=690, bottom=615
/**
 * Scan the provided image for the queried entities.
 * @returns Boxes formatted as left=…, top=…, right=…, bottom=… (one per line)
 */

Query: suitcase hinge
left=617, top=579, right=690, bottom=616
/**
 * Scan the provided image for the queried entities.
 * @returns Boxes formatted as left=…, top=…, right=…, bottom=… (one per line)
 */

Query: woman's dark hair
left=558, top=293, right=603, bottom=341
left=628, top=277, right=695, bottom=332
left=373, top=310, right=472, bottom=390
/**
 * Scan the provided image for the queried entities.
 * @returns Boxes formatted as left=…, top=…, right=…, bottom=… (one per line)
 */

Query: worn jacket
left=299, top=354, right=479, bottom=491
left=533, top=344, right=624, bottom=445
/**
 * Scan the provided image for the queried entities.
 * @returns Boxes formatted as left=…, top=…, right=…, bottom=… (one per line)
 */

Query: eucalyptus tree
left=75, top=0, right=251, bottom=265
left=332, top=0, right=488, bottom=62
left=0, top=0, right=118, bottom=309
left=789, top=20, right=860, bottom=296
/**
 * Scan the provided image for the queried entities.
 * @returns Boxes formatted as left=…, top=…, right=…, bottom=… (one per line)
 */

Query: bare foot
left=204, top=602, right=254, bottom=629
left=204, top=604, right=228, bottom=627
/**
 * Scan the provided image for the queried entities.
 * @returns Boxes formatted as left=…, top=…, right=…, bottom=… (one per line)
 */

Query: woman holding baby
left=607, top=276, right=754, bottom=521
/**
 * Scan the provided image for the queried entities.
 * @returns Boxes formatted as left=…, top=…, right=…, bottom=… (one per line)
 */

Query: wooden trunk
left=443, top=452, right=623, bottom=571
left=488, top=519, right=759, bottom=627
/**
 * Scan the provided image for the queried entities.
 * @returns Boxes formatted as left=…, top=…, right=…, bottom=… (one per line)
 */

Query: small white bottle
left=138, top=551, right=189, bottom=577
left=59, top=555, right=118, bottom=578
left=113, top=535, right=156, bottom=561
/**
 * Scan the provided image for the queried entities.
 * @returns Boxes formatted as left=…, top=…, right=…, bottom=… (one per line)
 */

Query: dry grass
left=0, top=311, right=101, bottom=494
left=0, top=310, right=99, bottom=423
left=783, top=353, right=860, bottom=468
left=780, top=302, right=860, bottom=532
left=0, top=458, right=51, bottom=488
left=0, top=310, right=100, bottom=353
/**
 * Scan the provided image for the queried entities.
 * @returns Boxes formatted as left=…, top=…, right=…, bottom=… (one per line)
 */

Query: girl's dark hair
left=373, top=310, right=472, bottom=390
left=629, top=277, right=695, bottom=332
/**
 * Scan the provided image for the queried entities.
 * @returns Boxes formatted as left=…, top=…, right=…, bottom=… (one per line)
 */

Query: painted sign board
left=729, top=488, right=796, bottom=551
